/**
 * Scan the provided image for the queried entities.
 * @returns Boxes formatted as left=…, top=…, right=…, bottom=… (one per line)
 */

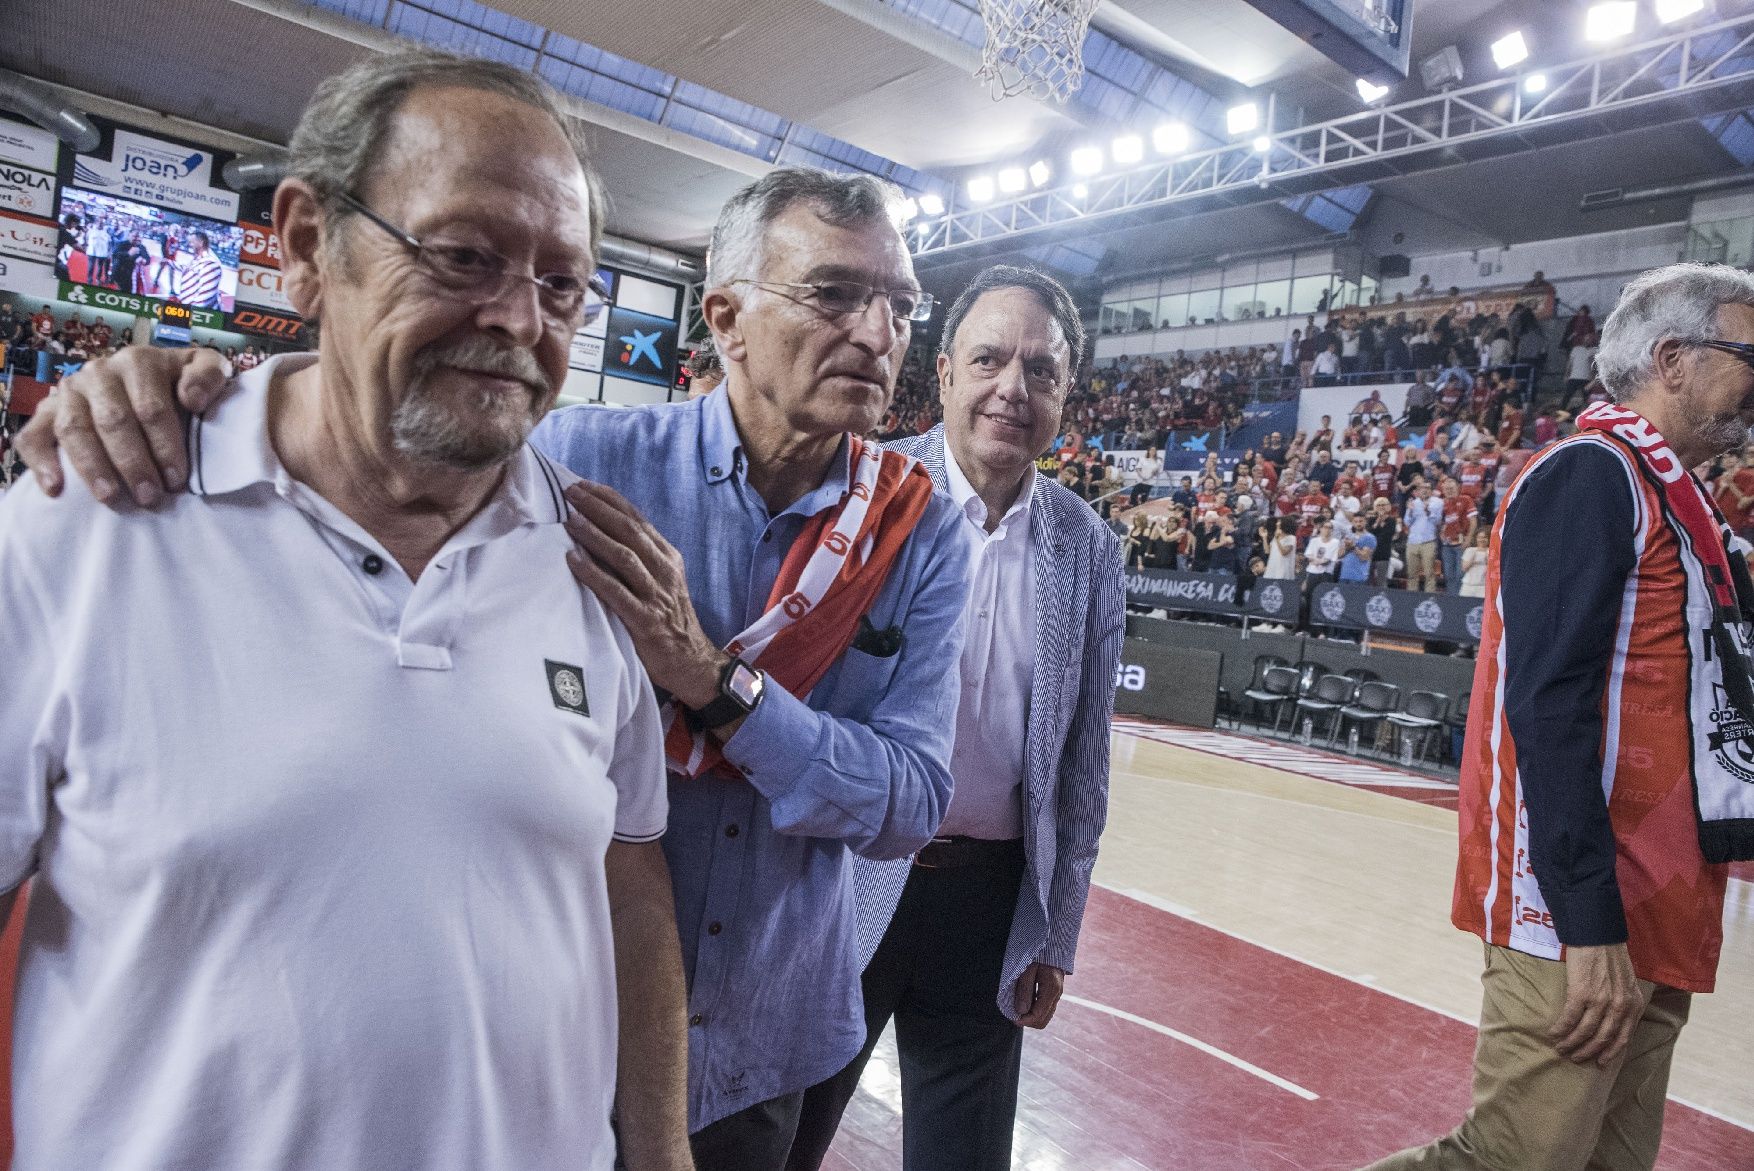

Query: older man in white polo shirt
left=0, top=52, right=689, bottom=1171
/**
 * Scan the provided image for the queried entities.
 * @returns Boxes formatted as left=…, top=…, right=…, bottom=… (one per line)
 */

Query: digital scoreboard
left=153, top=301, right=194, bottom=346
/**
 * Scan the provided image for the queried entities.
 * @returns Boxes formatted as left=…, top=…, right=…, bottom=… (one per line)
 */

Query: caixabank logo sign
left=604, top=304, right=678, bottom=388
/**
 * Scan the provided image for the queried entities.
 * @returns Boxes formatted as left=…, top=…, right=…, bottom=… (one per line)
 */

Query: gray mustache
left=413, top=337, right=550, bottom=394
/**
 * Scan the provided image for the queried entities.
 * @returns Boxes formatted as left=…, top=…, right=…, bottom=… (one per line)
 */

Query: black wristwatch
left=691, top=657, right=766, bottom=729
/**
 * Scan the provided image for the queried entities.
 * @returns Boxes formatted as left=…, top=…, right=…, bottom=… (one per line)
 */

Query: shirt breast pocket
left=822, top=646, right=903, bottom=724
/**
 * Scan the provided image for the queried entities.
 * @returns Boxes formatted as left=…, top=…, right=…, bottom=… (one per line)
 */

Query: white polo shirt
left=0, top=354, right=666, bottom=1170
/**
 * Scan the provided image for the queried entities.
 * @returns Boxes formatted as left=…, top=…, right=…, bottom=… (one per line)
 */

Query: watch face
left=728, top=662, right=763, bottom=707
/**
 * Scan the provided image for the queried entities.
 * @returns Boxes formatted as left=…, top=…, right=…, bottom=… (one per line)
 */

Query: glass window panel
left=1254, top=279, right=1290, bottom=317
left=1187, top=287, right=1221, bottom=325
left=1156, top=293, right=1188, bottom=328
left=1289, top=274, right=1334, bottom=316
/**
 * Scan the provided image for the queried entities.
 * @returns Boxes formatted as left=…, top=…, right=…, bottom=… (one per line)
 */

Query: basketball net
left=976, top=0, right=1102, bottom=103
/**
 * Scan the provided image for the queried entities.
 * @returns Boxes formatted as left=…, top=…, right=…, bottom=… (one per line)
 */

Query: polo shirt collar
left=698, top=383, right=853, bottom=519
left=190, top=351, right=567, bottom=525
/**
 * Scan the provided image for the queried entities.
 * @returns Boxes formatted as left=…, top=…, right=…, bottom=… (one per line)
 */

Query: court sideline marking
left=1112, top=718, right=1458, bottom=791
left=1060, top=993, right=1320, bottom=1101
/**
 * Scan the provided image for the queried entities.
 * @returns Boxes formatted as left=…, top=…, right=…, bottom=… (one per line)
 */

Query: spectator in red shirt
left=1368, top=452, right=1398, bottom=504
left=30, top=308, right=53, bottom=341
left=1714, top=451, right=1754, bottom=542
left=1456, top=452, right=1487, bottom=499
left=1438, top=480, right=1478, bottom=593
left=1496, top=402, right=1525, bottom=450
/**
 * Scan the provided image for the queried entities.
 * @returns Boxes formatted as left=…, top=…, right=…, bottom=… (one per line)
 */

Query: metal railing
left=910, top=15, right=1754, bottom=257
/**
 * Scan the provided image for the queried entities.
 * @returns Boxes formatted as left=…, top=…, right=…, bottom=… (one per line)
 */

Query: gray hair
left=706, top=167, right=904, bottom=288
left=287, top=48, right=606, bottom=264
left=1596, top=262, right=1754, bottom=396
left=939, top=264, right=1086, bottom=376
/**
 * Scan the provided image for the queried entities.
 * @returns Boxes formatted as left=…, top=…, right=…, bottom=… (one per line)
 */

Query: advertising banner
left=0, top=163, right=55, bottom=218
left=569, top=329, right=605, bottom=373
left=231, top=307, right=307, bottom=345
left=70, top=127, right=239, bottom=220
left=0, top=118, right=61, bottom=173
left=235, top=262, right=292, bottom=312
left=0, top=211, right=57, bottom=265
left=1308, top=581, right=1485, bottom=644
left=239, top=222, right=280, bottom=269
left=1124, top=569, right=1303, bottom=623
left=1112, top=638, right=1222, bottom=727
left=0, top=257, right=57, bottom=299
left=57, top=278, right=224, bottom=330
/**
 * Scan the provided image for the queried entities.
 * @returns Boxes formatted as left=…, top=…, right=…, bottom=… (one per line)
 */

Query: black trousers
left=689, top=1089, right=806, bottom=1171
left=786, top=850, right=1027, bottom=1171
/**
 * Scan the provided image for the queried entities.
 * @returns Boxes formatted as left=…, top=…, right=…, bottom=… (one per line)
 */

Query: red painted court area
left=827, top=885, right=1754, bottom=1170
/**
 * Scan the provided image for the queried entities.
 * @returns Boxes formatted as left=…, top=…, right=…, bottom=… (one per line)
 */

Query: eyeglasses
left=336, top=192, right=608, bottom=326
left=1693, top=338, right=1754, bottom=372
left=731, top=278, right=934, bottom=324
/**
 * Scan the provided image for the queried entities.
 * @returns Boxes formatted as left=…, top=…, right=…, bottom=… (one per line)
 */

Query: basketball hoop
left=976, top=0, right=1102, bottom=103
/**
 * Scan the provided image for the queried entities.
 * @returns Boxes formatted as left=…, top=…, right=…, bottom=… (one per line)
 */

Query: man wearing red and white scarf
left=1367, top=263, right=1754, bottom=1171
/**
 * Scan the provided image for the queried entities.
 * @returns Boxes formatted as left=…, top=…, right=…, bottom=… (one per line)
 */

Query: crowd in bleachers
left=0, top=300, right=270, bottom=382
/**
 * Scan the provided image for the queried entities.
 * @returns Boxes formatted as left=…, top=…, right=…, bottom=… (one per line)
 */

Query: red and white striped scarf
left=664, top=435, right=936, bottom=779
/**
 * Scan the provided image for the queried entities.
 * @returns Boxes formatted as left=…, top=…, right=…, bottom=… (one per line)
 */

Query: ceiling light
left=997, top=167, right=1027, bottom=194
left=918, top=192, right=945, bottom=216
left=1252, top=135, right=1272, bottom=153
left=1028, top=160, right=1051, bottom=187
left=1111, top=134, right=1143, bottom=165
left=1152, top=122, right=1190, bottom=154
left=967, top=175, right=995, bottom=202
left=1655, top=0, right=1706, bottom=22
left=896, top=197, right=919, bottom=223
left=1490, top=30, right=1529, bottom=70
left=1072, top=183, right=1089, bottom=199
left=1070, top=146, right=1104, bottom=175
left=1585, top=2, right=1637, bottom=42
left=1523, top=72, right=1548, bottom=94
left=1355, top=78, right=1390, bottom=103
left=1227, top=101, right=1260, bottom=135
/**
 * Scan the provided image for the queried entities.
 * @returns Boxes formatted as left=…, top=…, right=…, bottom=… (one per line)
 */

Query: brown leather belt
left=913, top=835, right=1025, bottom=870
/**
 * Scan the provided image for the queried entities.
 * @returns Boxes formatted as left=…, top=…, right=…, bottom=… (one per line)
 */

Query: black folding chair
left=1249, top=665, right=1301, bottom=734
left=1332, top=681, right=1402, bottom=753
left=1387, top=691, right=1450, bottom=765
left=1294, top=674, right=1355, bottom=743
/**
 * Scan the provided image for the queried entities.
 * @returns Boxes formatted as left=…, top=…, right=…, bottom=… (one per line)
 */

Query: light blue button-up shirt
left=530, top=389, right=969, bottom=1130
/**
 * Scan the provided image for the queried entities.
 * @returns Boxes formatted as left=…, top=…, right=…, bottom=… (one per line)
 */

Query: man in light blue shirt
left=1339, top=531, right=1377, bottom=581
left=1402, top=481, right=1443, bottom=591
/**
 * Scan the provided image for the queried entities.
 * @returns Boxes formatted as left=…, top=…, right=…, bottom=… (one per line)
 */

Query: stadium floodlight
left=1585, top=2, right=1637, bottom=42
left=1072, top=183, right=1089, bottom=199
left=1252, top=135, right=1272, bottom=153
left=1152, top=122, right=1190, bottom=155
left=1655, top=0, right=1706, bottom=22
left=918, top=192, right=945, bottom=216
left=1524, top=72, right=1549, bottom=94
left=1491, top=30, right=1529, bottom=70
left=1355, top=78, right=1390, bottom=103
left=896, top=197, right=919, bottom=224
left=1227, top=101, right=1260, bottom=135
left=1028, top=159, right=1051, bottom=187
left=1070, top=145, right=1105, bottom=175
left=1111, top=135, right=1144, bottom=165
left=997, top=167, right=1027, bottom=194
left=967, top=175, right=995, bottom=202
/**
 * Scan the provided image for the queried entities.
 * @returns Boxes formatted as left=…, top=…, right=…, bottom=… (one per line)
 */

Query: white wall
left=1375, top=222, right=1689, bottom=316
left=1093, top=315, right=1295, bottom=363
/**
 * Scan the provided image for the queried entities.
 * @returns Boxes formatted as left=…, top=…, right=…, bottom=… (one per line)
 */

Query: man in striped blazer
left=787, top=265, right=1125, bottom=1171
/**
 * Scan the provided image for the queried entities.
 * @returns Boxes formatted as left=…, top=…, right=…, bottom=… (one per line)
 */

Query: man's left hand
left=565, top=481, right=725, bottom=710
left=1013, top=963, right=1066, bottom=1029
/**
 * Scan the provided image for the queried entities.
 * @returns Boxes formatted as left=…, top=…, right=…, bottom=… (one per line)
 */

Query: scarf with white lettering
left=663, top=436, right=936, bottom=780
left=1578, top=401, right=1754, bottom=862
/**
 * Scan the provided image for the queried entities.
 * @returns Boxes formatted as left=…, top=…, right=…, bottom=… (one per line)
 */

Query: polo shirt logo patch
left=545, top=660, right=590, bottom=716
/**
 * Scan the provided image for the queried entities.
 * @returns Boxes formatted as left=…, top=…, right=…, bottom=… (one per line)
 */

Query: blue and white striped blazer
left=853, top=426, right=1126, bottom=1020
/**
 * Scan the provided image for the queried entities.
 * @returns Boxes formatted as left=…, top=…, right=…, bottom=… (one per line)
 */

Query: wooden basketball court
left=827, top=721, right=1754, bottom=1170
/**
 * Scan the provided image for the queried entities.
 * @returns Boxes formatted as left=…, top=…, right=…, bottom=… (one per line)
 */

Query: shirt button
left=690, top=1013, right=703, bottom=1026
left=362, top=554, right=384, bottom=576
left=763, top=532, right=772, bottom=542
left=708, top=922, right=723, bottom=936
left=710, top=466, right=722, bottom=477
left=725, top=824, right=740, bottom=838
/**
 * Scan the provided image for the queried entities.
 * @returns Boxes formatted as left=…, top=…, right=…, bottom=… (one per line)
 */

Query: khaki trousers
left=1359, top=943, right=1691, bottom=1171
left=1406, top=540, right=1439, bottom=591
